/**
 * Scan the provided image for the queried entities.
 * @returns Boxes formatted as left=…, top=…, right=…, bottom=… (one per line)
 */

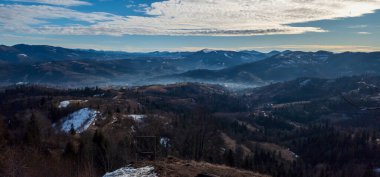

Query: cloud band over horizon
left=1, top=0, right=380, bottom=36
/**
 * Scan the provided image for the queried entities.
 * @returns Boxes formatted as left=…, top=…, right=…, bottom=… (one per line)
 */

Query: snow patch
left=58, top=100, right=88, bottom=109
left=290, top=150, right=300, bottom=159
left=358, top=81, right=377, bottom=88
left=128, top=114, right=146, bottom=122
left=17, top=54, right=28, bottom=58
left=131, top=125, right=136, bottom=133
left=224, top=53, right=231, bottom=58
left=299, top=79, right=311, bottom=87
left=160, top=137, right=170, bottom=147
left=374, top=168, right=380, bottom=173
left=16, top=82, right=28, bottom=85
left=59, top=108, right=99, bottom=133
left=201, top=49, right=216, bottom=53
left=94, top=93, right=105, bottom=97
left=103, top=166, right=157, bottom=177
left=58, top=101, right=70, bottom=108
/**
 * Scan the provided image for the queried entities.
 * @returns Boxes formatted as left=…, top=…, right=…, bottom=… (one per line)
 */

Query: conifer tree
left=25, top=114, right=41, bottom=147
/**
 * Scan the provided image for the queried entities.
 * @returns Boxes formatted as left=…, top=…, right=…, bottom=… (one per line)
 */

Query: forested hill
left=1, top=75, right=380, bottom=177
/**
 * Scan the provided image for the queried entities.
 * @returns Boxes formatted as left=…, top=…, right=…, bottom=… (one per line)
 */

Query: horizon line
left=2, top=43, right=380, bottom=54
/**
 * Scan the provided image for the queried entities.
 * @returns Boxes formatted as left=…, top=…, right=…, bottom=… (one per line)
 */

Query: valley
left=2, top=0, right=380, bottom=176
left=1, top=45, right=380, bottom=177
left=2, top=44, right=380, bottom=89
left=1, top=75, right=380, bottom=177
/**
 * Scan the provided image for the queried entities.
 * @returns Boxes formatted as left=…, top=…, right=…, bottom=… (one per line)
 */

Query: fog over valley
left=1, top=0, right=380, bottom=177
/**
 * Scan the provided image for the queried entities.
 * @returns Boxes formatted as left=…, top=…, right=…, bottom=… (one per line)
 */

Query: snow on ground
left=59, top=108, right=99, bottom=133
left=103, top=166, right=157, bottom=177
left=131, top=125, right=136, bottom=133
left=16, top=82, right=28, bottom=85
left=289, top=151, right=300, bottom=159
left=128, top=114, right=146, bottom=122
left=17, top=54, right=28, bottom=57
left=58, top=100, right=88, bottom=109
left=358, top=81, right=378, bottom=88
left=58, top=101, right=70, bottom=108
left=94, top=93, right=105, bottom=97
left=299, top=79, right=311, bottom=87
left=374, top=168, right=380, bottom=173
left=201, top=49, right=216, bottom=53
left=224, top=53, right=231, bottom=58
left=160, top=137, right=170, bottom=147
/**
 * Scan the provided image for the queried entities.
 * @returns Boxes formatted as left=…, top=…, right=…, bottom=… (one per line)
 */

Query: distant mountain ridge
left=176, top=50, right=380, bottom=84
left=243, top=75, right=380, bottom=104
left=0, top=44, right=277, bottom=86
left=0, top=44, right=273, bottom=64
left=1, top=44, right=380, bottom=87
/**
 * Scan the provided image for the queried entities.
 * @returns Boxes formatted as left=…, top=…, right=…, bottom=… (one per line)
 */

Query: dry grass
left=249, top=142, right=296, bottom=162
left=221, top=132, right=252, bottom=156
left=141, top=86, right=168, bottom=93
left=138, top=157, right=270, bottom=177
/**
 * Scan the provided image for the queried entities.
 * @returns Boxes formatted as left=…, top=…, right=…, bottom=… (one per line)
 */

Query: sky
left=0, top=0, right=380, bottom=52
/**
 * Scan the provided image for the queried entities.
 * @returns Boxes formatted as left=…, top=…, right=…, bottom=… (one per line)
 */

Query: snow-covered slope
left=58, top=101, right=70, bottom=108
left=103, top=166, right=157, bottom=177
left=58, top=108, right=99, bottom=133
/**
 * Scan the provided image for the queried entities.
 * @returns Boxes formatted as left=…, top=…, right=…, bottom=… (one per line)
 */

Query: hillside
left=1, top=76, right=380, bottom=177
left=2, top=45, right=380, bottom=87
left=142, top=157, right=270, bottom=177
left=178, top=51, right=380, bottom=84
left=0, top=44, right=275, bottom=86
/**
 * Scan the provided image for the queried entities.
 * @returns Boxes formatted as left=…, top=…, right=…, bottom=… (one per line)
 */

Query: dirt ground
left=137, top=157, right=271, bottom=177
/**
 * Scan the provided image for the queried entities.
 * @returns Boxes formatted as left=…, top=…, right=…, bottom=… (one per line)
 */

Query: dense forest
left=1, top=76, right=380, bottom=177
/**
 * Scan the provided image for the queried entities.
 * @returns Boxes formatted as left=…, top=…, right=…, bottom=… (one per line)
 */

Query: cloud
left=0, top=4, right=122, bottom=34
left=0, top=33, right=59, bottom=41
left=349, top=24, right=368, bottom=29
left=1, top=0, right=380, bottom=36
left=263, top=44, right=380, bottom=52
left=357, top=31, right=371, bottom=35
left=160, top=45, right=380, bottom=53
left=11, top=0, right=91, bottom=6
left=126, top=3, right=149, bottom=12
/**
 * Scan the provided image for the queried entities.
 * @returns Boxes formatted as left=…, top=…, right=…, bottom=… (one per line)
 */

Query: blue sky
left=1, top=0, right=380, bottom=52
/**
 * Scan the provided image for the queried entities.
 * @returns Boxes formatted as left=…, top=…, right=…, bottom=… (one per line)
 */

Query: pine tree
left=25, top=114, right=41, bottom=147
left=0, top=118, right=8, bottom=148
left=92, top=130, right=110, bottom=172
left=363, top=164, right=375, bottom=177
left=64, top=141, right=77, bottom=158
left=69, top=124, right=76, bottom=135
left=226, top=149, right=235, bottom=167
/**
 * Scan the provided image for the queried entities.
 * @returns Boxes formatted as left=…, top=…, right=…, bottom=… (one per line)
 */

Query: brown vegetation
left=140, top=157, right=270, bottom=177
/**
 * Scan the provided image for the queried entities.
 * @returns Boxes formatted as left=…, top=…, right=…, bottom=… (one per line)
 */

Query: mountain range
left=1, top=44, right=379, bottom=87
left=177, top=51, right=380, bottom=84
